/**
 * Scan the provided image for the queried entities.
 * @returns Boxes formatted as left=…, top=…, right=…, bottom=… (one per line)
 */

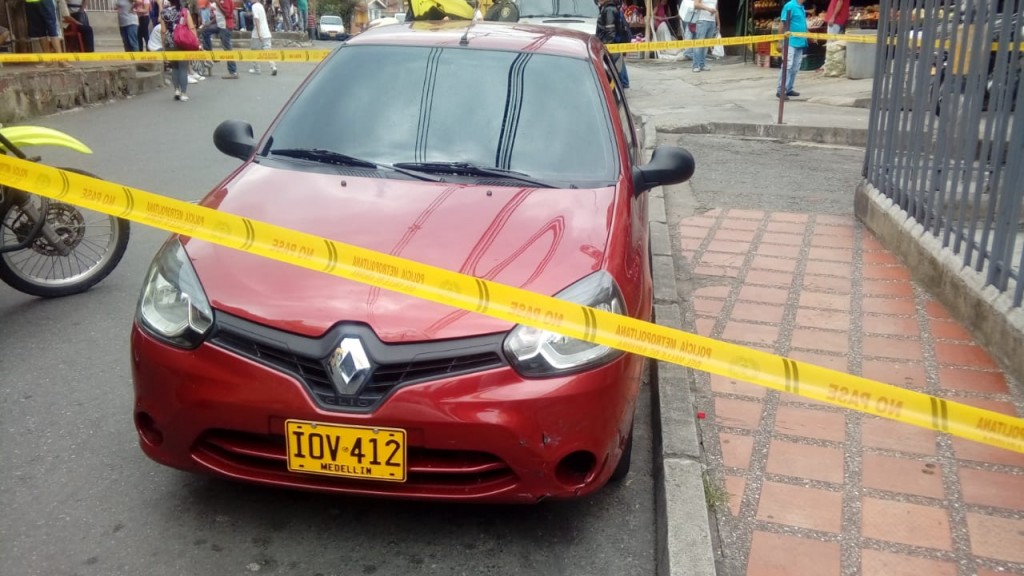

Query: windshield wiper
left=392, top=162, right=557, bottom=188
left=269, top=148, right=442, bottom=181
left=270, top=148, right=379, bottom=168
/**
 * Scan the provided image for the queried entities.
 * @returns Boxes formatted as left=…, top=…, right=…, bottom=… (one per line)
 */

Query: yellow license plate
left=285, top=420, right=406, bottom=482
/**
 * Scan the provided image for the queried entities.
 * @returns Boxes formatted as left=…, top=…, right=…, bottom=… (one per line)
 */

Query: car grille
left=208, top=313, right=508, bottom=413
left=193, top=430, right=519, bottom=499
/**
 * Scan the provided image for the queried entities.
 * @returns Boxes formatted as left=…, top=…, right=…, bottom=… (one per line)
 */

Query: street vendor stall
left=739, top=0, right=881, bottom=68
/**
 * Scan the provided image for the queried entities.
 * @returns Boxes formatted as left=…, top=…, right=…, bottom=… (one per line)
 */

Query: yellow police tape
left=0, top=31, right=879, bottom=62
left=0, top=49, right=333, bottom=64
left=1, top=155, right=1023, bottom=453
left=0, top=28, right=1019, bottom=62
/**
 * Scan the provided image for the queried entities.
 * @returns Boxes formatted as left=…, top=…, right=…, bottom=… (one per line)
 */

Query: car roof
left=346, top=21, right=599, bottom=59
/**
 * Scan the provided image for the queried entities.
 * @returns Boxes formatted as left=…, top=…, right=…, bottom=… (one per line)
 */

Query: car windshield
left=554, top=0, right=599, bottom=17
left=266, top=44, right=618, bottom=187
left=518, top=0, right=598, bottom=17
left=321, top=16, right=342, bottom=24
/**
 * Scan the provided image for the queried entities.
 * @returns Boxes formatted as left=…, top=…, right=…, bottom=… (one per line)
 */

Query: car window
left=517, top=0, right=555, bottom=17
left=321, top=16, right=342, bottom=24
left=553, top=0, right=599, bottom=17
left=267, top=45, right=619, bottom=186
left=518, top=0, right=598, bottom=17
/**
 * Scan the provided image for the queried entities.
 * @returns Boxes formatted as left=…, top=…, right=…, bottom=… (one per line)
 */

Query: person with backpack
left=595, top=0, right=630, bottom=89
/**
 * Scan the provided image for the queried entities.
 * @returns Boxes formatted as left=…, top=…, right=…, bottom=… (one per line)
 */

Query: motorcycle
left=932, top=12, right=1022, bottom=116
left=0, top=126, right=130, bottom=298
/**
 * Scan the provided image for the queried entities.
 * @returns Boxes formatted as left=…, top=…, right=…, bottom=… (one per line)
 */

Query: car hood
left=320, top=24, right=344, bottom=31
left=517, top=16, right=597, bottom=35
left=186, top=163, right=616, bottom=342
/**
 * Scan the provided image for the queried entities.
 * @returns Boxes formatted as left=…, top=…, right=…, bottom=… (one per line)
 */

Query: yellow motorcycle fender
left=0, top=126, right=93, bottom=155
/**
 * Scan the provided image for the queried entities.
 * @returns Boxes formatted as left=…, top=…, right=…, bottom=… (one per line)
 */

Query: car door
left=600, top=52, right=652, bottom=318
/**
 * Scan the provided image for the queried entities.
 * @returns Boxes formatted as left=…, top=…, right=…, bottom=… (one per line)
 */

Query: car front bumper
left=130, top=323, right=644, bottom=503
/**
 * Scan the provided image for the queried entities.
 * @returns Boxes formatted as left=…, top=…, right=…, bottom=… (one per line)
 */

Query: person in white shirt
left=248, top=0, right=277, bottom=75
left=691, top=0, right=718, bottom=72
left=148, top=20, right=163, bottom=50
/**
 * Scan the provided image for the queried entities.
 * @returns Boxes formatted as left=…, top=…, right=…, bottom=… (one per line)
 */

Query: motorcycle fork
left=0, top=190, right=68, bottom=255
left=0, top=136, right=72, bottom=256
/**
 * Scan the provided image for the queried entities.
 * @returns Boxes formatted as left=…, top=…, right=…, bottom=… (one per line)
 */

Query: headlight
left=504, top=271, right=625, bottom=377
left=137, top=239, right=214, bottom=348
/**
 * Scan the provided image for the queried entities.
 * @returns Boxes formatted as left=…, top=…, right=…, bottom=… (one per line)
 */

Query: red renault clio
left=130, top=21, right=694, bottom=503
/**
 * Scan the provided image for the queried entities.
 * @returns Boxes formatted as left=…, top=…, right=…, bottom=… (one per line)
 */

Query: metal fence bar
left=924, top=0, right=952, bottom=237
left=875, top=5, right=900, bottom=201
left=962, top=2, right=998, bottom=272
left=88, top=0, right=117, bottom=11
left=892, top=8, right=917, bottom=217
left=979, top=11, right=1017, bottom=288
left=865, top=0, right=1022, bottom=310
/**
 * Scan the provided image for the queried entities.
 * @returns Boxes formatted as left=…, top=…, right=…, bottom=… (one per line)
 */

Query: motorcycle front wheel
left=0, top=168, right=130, bottom=298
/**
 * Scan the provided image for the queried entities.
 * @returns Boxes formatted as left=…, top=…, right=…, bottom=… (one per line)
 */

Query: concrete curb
left=0, top=65, right=165, bottom=124
left=660, top=121, right=868, bottom=148
left=642, top=114, right=718, bottom=576
left=854, top=181, right=1024, bottom=385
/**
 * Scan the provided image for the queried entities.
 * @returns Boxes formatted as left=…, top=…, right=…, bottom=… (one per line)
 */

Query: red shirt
left=827, top=0, right=849, bottom=26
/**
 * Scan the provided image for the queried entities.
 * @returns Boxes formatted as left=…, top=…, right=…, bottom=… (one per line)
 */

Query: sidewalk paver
left=681, top=208, right=1024, bottom=576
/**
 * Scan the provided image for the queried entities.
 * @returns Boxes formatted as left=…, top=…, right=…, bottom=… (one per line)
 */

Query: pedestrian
left=678, top=0, right=695, bottom=61
left=25, top=0, right=73, bottom=67
left=595, top=0, right=630, bottom=89
left=161, top=0, right=198, bottom=100
left=148, top=19, right=164, bottom=51
left=824, top=0, right=848, bottom=34
left=248, top=0, right=277, bottom=75
left=652, top=0, right=681, bottom=60
left=203, top=0, right=238, bottom=78
left=135, top=0, right=151, bottom=50
left=777, top=0, right=807, bottom=99
left=237, top=0, right=252, bottom=31
left=690, top=0, right=718, bottom=72
left=294, top=0, right=306, bottom=35
left=65, top=0, right=96, bottom=51
left=278, top=0, right=290, bottom=29
left=59, top=0, right=94, bottom=51
left=117, top=0, right=140, bottom=51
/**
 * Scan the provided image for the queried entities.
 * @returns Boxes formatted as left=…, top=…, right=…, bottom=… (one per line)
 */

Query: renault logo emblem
left=326, top=338, right=372, bottom=396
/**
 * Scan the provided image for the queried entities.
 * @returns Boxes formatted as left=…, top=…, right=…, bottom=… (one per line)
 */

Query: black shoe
left=776, top=92, right=789, bottom=100
left=786, top=90, right=800, bottom=97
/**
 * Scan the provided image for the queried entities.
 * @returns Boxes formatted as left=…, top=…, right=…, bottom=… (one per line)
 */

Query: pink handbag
left=172, top=12, right=200, bottom=50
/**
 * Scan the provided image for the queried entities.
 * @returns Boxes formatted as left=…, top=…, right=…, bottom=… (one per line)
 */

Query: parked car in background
left=131, top=21, right=695, bottom=504
left=317, top=15, right=348, bottom=40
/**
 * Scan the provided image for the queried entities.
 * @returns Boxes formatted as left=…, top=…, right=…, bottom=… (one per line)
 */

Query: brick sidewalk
left=680, top=208, right=1024, bottom=576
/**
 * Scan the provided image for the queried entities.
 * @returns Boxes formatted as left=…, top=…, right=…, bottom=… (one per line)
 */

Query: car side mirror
left=631, top=146, right=695, bottom=194
left=213, top=120, right=256, bottom=161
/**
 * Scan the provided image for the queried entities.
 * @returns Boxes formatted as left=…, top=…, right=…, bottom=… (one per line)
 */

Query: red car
left=131, top=21, right=694, bottom=503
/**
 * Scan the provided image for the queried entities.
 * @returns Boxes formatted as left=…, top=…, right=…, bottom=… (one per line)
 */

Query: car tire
left=609, top=421, right=634, bottom=482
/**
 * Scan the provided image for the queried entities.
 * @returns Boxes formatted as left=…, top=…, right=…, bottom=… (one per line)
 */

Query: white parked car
left=317, top=15, right=348, bottom=40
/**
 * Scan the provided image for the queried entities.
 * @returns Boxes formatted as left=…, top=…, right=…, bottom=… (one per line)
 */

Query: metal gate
left=864, top=0, right=1023, bottom=308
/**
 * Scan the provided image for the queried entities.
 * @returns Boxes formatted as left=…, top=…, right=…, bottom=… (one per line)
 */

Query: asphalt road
left=0, top=59, right=656, bottom=576
left=665, top=134, right=868, bottom=216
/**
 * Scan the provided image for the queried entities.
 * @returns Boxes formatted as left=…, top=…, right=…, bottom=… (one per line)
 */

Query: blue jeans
left=614, top=53, right=629, bottom=88
left=692, top=20, right=716, bottom=70
left=778, top=45, right=805, bottom=94
left=202, top=26, right=236, bottom=74
left=119, top=24, right=139, bottom=51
